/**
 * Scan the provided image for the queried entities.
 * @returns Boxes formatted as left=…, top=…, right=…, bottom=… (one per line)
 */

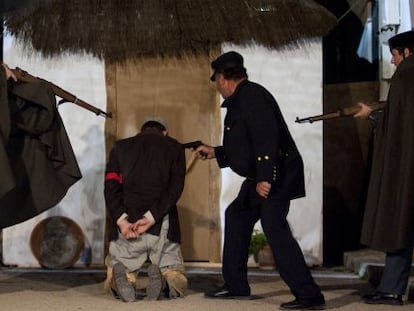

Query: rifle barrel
left=295, top=111, right=341, bottom=123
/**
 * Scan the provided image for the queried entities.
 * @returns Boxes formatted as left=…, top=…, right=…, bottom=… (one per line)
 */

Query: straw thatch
left=4, top=0, right=337, bottom=63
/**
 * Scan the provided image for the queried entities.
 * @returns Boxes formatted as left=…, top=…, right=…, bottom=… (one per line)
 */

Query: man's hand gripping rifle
left=11, top=67, right=112, bottom=118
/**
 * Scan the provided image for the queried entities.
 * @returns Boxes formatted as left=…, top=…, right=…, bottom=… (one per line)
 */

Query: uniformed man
left=196, top=51, right=325, bottom=310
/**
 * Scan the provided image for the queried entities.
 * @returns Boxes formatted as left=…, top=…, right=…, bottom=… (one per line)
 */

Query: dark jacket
left=361, top=55, right=414, bottom=252
left=0, top=66, right=14, bottom=198
left=105, top=131, right=186, bottom=243
left=0, top=79, right=82, bottom=228
left=215, top=79, right=305, bottom=200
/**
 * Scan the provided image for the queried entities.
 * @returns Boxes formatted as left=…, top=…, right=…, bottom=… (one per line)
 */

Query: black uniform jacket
left=0, top=77, right=82, bottom=229
left=215, top=79, right=305, bottom=200
left=105, top=131, right=185, bottom=243
left=361, top=54, right=414, bottom=252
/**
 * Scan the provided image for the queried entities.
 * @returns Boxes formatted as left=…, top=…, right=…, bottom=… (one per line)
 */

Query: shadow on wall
left=78, top=124, right=106, bottom=266
left=322, top=80, right=378, bottom=267
left=323, top=186, right=365, bottom=267
left=322, top=114, right=370, bottom=267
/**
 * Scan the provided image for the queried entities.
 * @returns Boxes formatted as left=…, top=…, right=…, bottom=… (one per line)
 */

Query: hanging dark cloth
left=0, top=69, right=82, bottom=229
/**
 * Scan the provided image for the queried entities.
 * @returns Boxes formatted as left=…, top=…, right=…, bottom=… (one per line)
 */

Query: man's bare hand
left=354, top=102, right=373, bottom=119
left=132, top=217, right=153, bottom=235
left=195, top=144, right=215, bottom=160
left=2, top=63, right=17, bottom=82
left=118, top=219, right=138, bottom=239
left=256, top=181, right=271, bottom=198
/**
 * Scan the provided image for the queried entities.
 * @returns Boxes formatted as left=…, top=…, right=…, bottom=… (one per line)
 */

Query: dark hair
left=393, top=45, right=414, bottom=55
left=218, top=66, right=248, bottom=81
left=141, top=120, right=166, bottom=133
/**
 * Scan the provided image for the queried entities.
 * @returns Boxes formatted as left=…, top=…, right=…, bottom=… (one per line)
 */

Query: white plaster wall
left=2, top=36, right=107, bottom=267
left=219, top=42, right=323, bottom=265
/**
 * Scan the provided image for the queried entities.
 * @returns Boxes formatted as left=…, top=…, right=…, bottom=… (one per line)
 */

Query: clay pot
left=30, top=216, right=85, bottom=269
left=256, top=244, right=275, bottom=269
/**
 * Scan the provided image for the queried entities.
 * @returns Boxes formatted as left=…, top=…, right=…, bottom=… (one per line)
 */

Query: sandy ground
left=0, top=267, right=413, bottom=311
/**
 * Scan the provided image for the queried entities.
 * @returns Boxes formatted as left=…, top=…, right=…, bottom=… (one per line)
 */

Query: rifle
left=295, top=101, right=386, bottom=124
left=11, top=67, right=112, bottom=118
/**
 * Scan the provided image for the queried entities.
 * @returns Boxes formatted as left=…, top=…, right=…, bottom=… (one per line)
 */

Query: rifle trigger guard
left=58, top=98, right=70, bottom=106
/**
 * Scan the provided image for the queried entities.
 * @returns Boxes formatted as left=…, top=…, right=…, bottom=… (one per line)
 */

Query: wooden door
left=105, top=55, right=221, bottom=262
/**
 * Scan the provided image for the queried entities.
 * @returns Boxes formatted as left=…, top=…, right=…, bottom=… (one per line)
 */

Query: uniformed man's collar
left=221, top=79, right=249, bottom=108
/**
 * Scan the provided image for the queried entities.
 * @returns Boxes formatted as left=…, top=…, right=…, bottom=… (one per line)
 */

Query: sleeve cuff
left=116, top=213, right=128, bottom=226
left=214, top=146, right=228, bottom=168
left=144, top=211, right=155, bottom=224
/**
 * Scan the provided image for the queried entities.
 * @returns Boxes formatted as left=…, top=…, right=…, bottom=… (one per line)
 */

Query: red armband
left=105, top=172, right=123, bottom=184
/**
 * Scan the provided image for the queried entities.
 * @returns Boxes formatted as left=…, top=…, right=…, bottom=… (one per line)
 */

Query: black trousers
left=377, top=247, right=413, bottom=295
left=222, top=179, right=322, bottom=299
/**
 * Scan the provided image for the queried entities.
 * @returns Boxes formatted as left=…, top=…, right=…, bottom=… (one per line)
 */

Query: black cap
left=389, top=30, right=414, bottom=50
left=210, top=51, right=244, bottom=81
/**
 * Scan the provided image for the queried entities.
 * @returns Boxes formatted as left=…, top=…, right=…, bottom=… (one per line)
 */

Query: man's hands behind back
left=118, top=217, right=154, bottom=239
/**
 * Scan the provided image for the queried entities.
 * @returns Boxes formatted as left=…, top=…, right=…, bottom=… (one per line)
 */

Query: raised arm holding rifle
left=2, top=63, right=17, bottom=81
left=10, top=67, right=111, bottom=118
left=0, top=62, right=83, bottom=229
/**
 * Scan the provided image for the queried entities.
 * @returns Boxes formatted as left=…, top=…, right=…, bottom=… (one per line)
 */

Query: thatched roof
left=4, top=0, right=337, bottom=63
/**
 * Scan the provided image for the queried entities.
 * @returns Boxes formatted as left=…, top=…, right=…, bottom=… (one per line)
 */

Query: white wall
left=220, top=42, right=323, bottom=265
left=2, top=36, right=107, bottom=267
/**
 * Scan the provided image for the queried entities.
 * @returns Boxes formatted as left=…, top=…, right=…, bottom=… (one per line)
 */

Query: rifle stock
left=11, top=67, right=112, bottom=118
left=295, top=102, right=386, bottom=124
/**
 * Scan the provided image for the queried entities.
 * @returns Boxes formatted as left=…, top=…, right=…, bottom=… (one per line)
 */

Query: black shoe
left=204, top=286, right=252, bottom=300
left=280, top=296, right=326, bottom=310
left=146, top=264, right=163, bottom=300
left=362, top=292, right=403, bottom=305
left=112, top=263, right=136, bottom=302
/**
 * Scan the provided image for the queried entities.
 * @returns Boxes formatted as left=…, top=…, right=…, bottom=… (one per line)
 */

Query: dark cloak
left=0, top=78, right=82, bottom=229
left=360, top=54, right=414, bottom=252
left=0, top=66, right=14, bottom=198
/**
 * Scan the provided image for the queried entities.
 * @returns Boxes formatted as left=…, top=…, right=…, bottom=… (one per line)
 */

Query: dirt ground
left=0, top=267, right=413, bottom=311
